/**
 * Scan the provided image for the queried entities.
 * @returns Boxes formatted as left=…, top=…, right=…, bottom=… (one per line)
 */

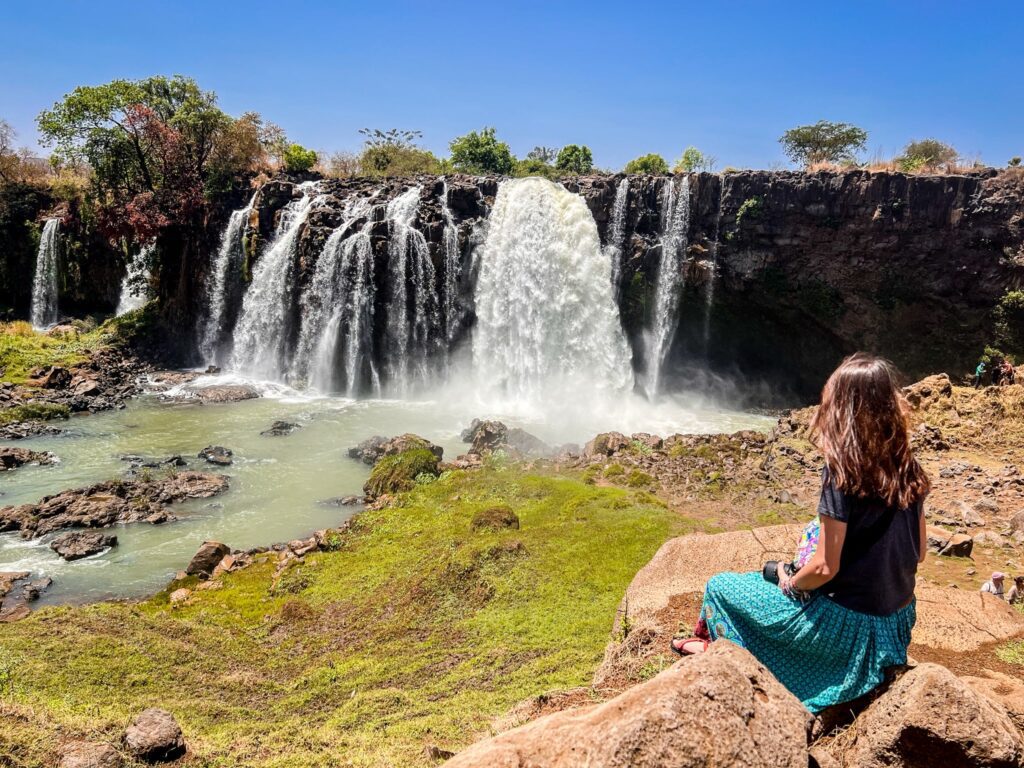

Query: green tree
left=623, top=153, right=669, bottom=174
left=449, top=127, right=515, bottom=175
left=512, top=157, right=559, bottom=180
left=778, top=121, right=868, bottom=166
left=527, top=146, right=558, bottom=164
left=673, top=146, right=716, bottom=173
left=1010, top=157, right=1022, bottom=167
left=895, top=139, right=958, bottom=173
left=555, top=144, right=594, bottom=175
left=283, top=143, right=317, bottom=173
left=356, top=128, right=439, bottom=177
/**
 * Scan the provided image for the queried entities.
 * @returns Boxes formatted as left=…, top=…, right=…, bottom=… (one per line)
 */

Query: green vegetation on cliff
left=0, top=466, right=678, bottom=767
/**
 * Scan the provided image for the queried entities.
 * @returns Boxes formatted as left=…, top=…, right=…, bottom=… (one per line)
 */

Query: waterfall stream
left=116, top=243, right=153, bottom=317
left=440, top=180, right=461, bottom=347
left=644, top=176, right=690, bottom=398
left=229, top=182, right=321, bottom=378
left=703, top=177, right=726, bottom=353
left=30, top=219, right=61, bottom=329
left=200, top=193, right=256, bottom=364
left=606, top=178, right=630, bottom=297
left=472, top=178, right=633, bottom=403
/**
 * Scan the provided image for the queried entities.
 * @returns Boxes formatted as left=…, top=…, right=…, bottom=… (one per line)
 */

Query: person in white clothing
left=981, top=571, right=1005, bottom=599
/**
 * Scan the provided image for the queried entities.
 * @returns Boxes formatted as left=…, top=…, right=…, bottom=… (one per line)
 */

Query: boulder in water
left=261, top=420, right=300, bottom=437
left=50, top=531, right=117, bottom=561
left=348, top=434, right=443, bottom=464
left=198, top=445, right=233, bottom=466
left=195, top=384, right=259, bottom=403
left=0, top=446, right=56, bottom=471
left=123, top=708, right=186, bottom=762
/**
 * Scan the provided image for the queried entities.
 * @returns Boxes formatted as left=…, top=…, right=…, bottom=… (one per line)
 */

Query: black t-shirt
left=817, top=468, right=922, bottom=616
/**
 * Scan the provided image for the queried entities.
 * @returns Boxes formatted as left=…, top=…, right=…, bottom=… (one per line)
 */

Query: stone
left=50, top=531, right=118, bottom=561
left=185, top=541, right=231, bottom=577
left=460, top=419, right=549, bottom=457
left=903, top=373, right=954, bottom=411
left=194, top=384, right=259, bottom=403
left=1010, top=510, right=1024, bottom=535
left=169, top=588, right=191, bottom=604
left=963, top=669, right=1024, bottom=732
left=926, top=525, right=974, bottom=557
left=630, top=432, right=664, bottom=450
left=845, top=663, right=1023, bottom=768
left=34, top=365, right=72, bottom=389
left=470, top=506, right=520, bottom=532
left=444, top=642, right=810, bottom=768
left=583, top=431, right=630, bottom=457
left=123, top=708, right=186, bottom=762
left=0, top=446, right=56, bottom=471
left=423, top=745, right=455, bottom=761
left=73, top=379, right=102, bottom=398
left=974, top=530, right=1009, bottom=549
left=261, top=420, right=300, bottom=436
left=198, top=445, right=233, bottom=466
left=348, top=433, right=444, bottom=464
left=59, top=741, right=123, bottom=768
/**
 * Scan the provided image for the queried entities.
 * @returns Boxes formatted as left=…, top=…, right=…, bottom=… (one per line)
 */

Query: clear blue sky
left=3, top=0, right=1022, bottom=170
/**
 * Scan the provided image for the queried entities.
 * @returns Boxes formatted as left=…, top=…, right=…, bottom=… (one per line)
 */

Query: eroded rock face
left=0, top=472, right=229, bottom=538
left=445, top=641, right=810, bottom=768
left=123, top=708, right=186, bottom=762
left=845, top=663, right=1023, bottom=768
left=50, top=531, right=118, bottom=561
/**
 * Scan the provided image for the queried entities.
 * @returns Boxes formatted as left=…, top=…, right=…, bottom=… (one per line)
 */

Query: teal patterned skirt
left=700, top=571, right=915, bottom=713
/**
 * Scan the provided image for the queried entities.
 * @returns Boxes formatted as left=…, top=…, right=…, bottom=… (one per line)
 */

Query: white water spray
left=703, top=176, right=726, bottom=352
left=200, top=194, right=256, bottom=364
left=30, top=219, right=61, bottom=329
left=605, top=178, right=630, bottom=297
left=472, top=177, right=633, bottom=405
left=116, top=243, right=153, bottom=316
left=644, top=176, right=690, bottom=398
left=440, top=180, right=462, bottom=346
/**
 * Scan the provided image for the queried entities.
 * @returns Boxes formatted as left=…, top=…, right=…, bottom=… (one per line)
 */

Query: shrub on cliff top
left=513, top=157, right=559, bottom=180
left=623, top=153, right=669, bottom=175
left=779, top=120, right=867, bottom=167
left=897, top=138, right=958, bottom=173
left=673, top=146, right=716, bottom=173
left=449, top=127, right=515, bottom=175
left=283, top=143, right=317, bottom=173
left=555, top=144, right=594, bottom=175
left=363, top=448, right=440, bottom=498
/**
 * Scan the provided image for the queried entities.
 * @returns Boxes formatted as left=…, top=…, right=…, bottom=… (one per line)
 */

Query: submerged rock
left=50, top=531, right=118, bottom=561
left=198, top=445, right=233, bottom=466
left=261, top=420, right=300, bottom=436
left=124, top=708, right=186, bottom=762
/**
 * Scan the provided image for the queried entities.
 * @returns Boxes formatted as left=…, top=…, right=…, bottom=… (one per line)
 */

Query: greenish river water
left=0, top=378, right=774, bottom=605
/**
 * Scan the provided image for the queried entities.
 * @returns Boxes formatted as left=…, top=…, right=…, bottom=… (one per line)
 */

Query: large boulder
left=185, top=541, right=230, bottom=578
left=926, top=525, right=974, bottom=557
left=444, top=641, right=810, bottom=768
left=363, top=448, right=441, bottom=499
left=844, top=663, right=1023, bottom=768
left=123, top=708, right=186, bottom=762
left=198, top=445, right=233, bottom=466
left=963, top=669, right=1024, bottom=732
left=59, top=741, right=122, bottom=768
left=50, top=531, right=117, bottom=561
left=583, top=431, right=630, bottom=457
left=460, top=419, right=549, bottom=456
left=348, top=433, right=443, bottom=465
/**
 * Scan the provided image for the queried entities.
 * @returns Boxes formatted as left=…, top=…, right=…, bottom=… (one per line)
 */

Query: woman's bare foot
left=669, top=637, right=709, bottom=656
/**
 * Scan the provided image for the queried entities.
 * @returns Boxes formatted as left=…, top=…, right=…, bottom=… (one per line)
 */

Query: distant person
left=1002, top=359, right=1016, bottom=386
left=981, top=572, right=1006, bottom=600
left=1008, top=576, right=1024, bottom=605
left=992, top=360, right=1003, bottom=386
left=670, top=354, right=929, bottom=714
left=974, top=360, right=987, bottom=388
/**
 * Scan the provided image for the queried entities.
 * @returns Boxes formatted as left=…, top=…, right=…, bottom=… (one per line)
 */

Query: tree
left=283, top=143, right=317, bottom=173
left=358, top=128, right=422, bottom=149
left=1010, top=157, right=1022, bottom=168
left=673, top=146, right=716, bottom=173
left=779, top=121, right=868, bottom=166
left=896, top=139, right=958, bottom=173
left=512, top=157, right=559, bottom=180
left=356, top=128, right=439, bottom=177
left=623, top=153, right=669, bottom=174
left=449, top=127, right=515, bottom=175
left=555, top=144, right=593, bottom=175
left=527, top=146, right=558, bottom=164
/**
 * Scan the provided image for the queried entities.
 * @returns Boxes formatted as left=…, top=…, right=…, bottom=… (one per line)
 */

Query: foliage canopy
left=449, top=127, right=515, bottom=175
left=778, top=121, right=868, bottom=166
left=555, top=144, right=594, bottom=175
left=623, top=153, right=669, bottom=174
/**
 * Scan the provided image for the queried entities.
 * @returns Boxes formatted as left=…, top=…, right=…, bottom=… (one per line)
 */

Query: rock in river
left=50, top=531, right=118, bottom=561
left=0, top=446, right=56, bottom=471
left=198, top=445, right=233, bottom=465
left=261, top=420, right=300, bottom=436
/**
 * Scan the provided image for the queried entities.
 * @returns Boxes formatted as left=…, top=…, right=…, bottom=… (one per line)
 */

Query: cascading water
left=30, top=219, right=61, bottom=329
left=703, top=176, right=726, bottom=353
left=384, top=187, right=440, bottom=389
left=472, top=177, right=633, bottom=404
left=229, top=182, right=320, bottom=379
left=291, top=195, right=380, bottom=396
left=644, top=176, right=690, bottom=398
left=439, top=181, right=461, bottom=346
left=116, top=243, right=153, bottom=316
left=605, top=178, right=630, bottom=297
left=200, top=193, right=256, bottom=364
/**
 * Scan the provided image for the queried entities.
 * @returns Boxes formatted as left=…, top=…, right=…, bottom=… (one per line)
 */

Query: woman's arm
left=786, top=515, right=847, bottom=593
left=918, top=505, right=928, bottom=563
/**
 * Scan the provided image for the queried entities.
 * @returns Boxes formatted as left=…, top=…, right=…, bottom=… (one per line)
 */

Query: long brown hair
left=809, top=353, right=930, bottom=509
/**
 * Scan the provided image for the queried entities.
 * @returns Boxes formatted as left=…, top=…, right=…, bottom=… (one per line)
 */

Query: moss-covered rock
left=471, top=505, right=521, bottom=532
left=363, top=448, right=440, bottom=498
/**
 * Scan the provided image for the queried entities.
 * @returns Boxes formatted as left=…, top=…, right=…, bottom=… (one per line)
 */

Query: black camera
left=762, top=560, right=795, bottom=584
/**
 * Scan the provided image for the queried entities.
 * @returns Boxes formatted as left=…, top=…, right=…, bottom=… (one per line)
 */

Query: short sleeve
left=817, top=466, right=850, bottom=522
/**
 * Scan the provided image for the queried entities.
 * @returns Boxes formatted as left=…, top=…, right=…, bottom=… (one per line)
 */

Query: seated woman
left=670, top=353, right=930, bottom=713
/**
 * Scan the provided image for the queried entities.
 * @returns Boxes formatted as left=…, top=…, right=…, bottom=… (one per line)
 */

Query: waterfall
left=703, top=176, right=725, bottom=353
left=440, top=181, right=461, bottom=345
left=200, top=193, right=256, bottom=364
left=30, top=219, right=61, bottom=329
left=605, top=178, right=630, bottom=297
left=472, top=177, right=633, bottom=402
left=644, top=176, right=690, bottom=398
left=229, top=182, right=320, bottom=379
left=384, top=187, right=439, bottom=388
left=116, top=243, right=153, bottom=316
left=291, top=195, right=380, bottom=396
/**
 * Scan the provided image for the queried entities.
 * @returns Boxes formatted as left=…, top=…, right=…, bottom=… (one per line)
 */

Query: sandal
left=669, top=637, right=710, bottom=656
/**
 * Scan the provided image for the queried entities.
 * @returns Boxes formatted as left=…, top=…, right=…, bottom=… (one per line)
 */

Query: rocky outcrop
left=50, top=531, right=118, bottom=560
left=0, top=472, right=229, bottom=537
left=198, top=445, right=233, bottom=465
left=348, top=433, right=444, bottom=465
left=445, top=641, right=811, bottom=767
left=0, top=445, right=56, bottom=471
left=460, top=419, right=549, bottom=457
left=0, top=571, right=51, bottom=622
left=261, top=420, right=300, bottom=436
left=123, top=708, right=186, bottom=762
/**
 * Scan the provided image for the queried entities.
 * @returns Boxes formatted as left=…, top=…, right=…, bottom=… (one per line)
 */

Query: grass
left=0, top=465, right=681, bottom=767
left=0, top=320, right=106, bottom=385
left=0, top=401, right=70, bottom=425
left=996, top=639, right=1024, bottom=666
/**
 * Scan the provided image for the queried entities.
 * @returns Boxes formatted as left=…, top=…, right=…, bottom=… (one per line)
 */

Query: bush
left=673, top=146, right=716, bottom=173
left=0, top=402, right=71, bottom=425
left=359, top=145, right=441, bottom=177
left=449, top=127, right=515, bottom=175
left=626, top=469, right=655, bottom=488
left=994, top=290, right=1024, bottom=354
left=779, top=121, right=868, bottom=166
left=283, top=143, right=317, bottom=173
left=623, top=153, right=669, bottom=174
left=555, top=144, right=593, bottom=175
left=1010, top=157, right=1022, bottom=168
left=363, top=448, right=440, bottom=498
left=896, top=139, right=958, bottom=173
left=513, top=158, right=559, bottom=179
